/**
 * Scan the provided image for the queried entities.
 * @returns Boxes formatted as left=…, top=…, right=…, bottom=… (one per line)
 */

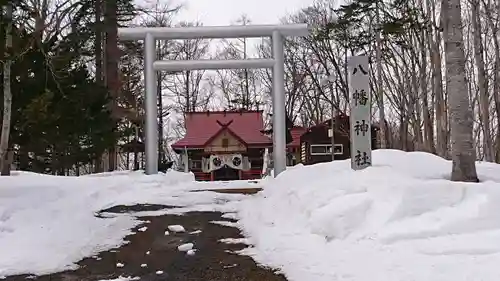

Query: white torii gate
left=117, top=24, right=310, bottom=177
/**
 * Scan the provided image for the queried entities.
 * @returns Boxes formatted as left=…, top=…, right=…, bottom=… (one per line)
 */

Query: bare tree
left=442, top=0, right=479, bottom=181
left=375, top=0, right=388, bottom=149
left=470, top=0, right=494, bottom=161
left=164, top=21, right=211, bottom=113
left=428, top=0, right=449, bottom=158
left=481, top=0, right=500, bottom=162
left=208, top=14, right=268, bottom=111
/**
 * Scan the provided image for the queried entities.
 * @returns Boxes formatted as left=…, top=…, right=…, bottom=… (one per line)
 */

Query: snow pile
left=0, top=170, right=244, bottom=277
left=168, top=225, right=186, bottom=232
left=236, top=150, right=500, bottom=281
left=177, top=243, right=194, bottom=252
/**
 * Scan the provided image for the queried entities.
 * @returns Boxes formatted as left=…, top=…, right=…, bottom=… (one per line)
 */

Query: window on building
left=221, top=138, right=229, bottom=148
left=335, top=144, right=344, bottom=154
left=310, top=144, right=344, bottom=155
left=310, top=144, right=328, bottom=155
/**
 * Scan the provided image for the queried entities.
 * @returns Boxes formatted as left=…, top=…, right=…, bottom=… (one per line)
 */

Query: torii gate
left=117, top=24, right=310, bottom=177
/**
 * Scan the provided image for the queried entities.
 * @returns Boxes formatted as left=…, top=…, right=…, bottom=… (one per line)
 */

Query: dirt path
left=4, top=203, right=285, bottom=281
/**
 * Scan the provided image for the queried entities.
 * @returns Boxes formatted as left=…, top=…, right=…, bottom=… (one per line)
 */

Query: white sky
left=171, top=0, right=316, bottom=25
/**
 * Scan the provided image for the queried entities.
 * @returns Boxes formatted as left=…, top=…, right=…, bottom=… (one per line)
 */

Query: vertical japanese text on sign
left=348, top=56, right=372, bottom=170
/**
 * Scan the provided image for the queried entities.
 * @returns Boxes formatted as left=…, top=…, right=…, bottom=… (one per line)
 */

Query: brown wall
left=300, top=125, right=351, bottom=165
left=288, top=147, right=301, bottom=165
left=299, top=118, right=378, bottom=166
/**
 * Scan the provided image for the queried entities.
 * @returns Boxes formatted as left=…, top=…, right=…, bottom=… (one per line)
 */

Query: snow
left=210, top=220, right=239, bottom=227
left=177, top=243, right=194, bottom=252
left=221, top=212, right=238, bottom=220
left=167, top=225, right=185, bottom=232
left=4, top=150, right=500, bottom=281
left=191, top=179, right=263, bottom=190
left=0, top=170, right=245, bottom=277
left=98, top=277, right=139, bottom=281
left=235, top=149, right=500, bottom=281
left=219, top=238, right=250, bottom=244
left=138, top=226, right=147, bottom=232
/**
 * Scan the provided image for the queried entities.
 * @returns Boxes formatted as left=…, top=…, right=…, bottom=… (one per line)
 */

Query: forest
left=0, top=0, right=495, bottom=182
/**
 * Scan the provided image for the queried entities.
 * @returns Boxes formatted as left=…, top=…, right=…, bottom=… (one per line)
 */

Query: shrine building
left=170, top=110, right=378, bottom=181
left=171, top=110, right=272, bottom=181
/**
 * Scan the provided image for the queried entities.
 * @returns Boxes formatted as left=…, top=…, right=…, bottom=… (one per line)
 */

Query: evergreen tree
left=0, top=0, right=139, bottom=174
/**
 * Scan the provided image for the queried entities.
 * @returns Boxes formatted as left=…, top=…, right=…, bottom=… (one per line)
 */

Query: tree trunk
left=399, top=106, right=408, bottom=151
left=480, top=0, right=500, bottom=162
left=185, top=70, right=190, bottom=112
left=493, top=19, right=500, bottom=163
left=375, top=0, right=388, bottom=149
left=104, top=0, right=119, bottom=171
left=409, top=51, right=423, bottom=150
left=94, top=0, right=104, bottom=173
left=419, top=21, right=435, bottom=153
left=157, top=67, right=164, bottom=165
left=0, top=3, right=13, bottom=176
left=442, top=0, right=479, bottom=182
left=134, top=126, right=139, bottom=170
left=471, top=0, right=494, bottom=162
left=429, top=0, right=449, bottom=159
left=243, top=37, right=251, bottom=109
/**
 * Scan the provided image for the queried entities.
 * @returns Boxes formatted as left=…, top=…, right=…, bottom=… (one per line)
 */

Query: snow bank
left=236, top=149, right=500, bottom=281
left=0, top=170, right=243, bottom=277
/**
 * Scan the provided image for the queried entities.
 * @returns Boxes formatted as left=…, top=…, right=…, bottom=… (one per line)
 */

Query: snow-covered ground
left=236, top=149, right=500, bottom=281
left=0, top=170, right=247, bottom=277
left=2, top=149, right=500, bottom=281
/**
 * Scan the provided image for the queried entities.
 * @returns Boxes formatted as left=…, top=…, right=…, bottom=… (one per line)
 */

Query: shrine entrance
left=117, top=24, right=310, bottom=177
left=213, top=166, right=240, bottom=181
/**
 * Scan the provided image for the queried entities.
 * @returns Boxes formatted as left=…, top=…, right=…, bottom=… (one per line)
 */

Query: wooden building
left=299, top=115, right=378, bottom=166
left=171, top=110, right=272, bottom=181
left=288, top=126, right=307, bottom=166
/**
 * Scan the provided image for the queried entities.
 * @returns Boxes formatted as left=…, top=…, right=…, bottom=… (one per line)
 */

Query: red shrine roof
left=171, top=110, right=272, bottom=149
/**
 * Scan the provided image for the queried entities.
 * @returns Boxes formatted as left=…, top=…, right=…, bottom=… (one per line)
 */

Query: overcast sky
left=172, top=0, right=316, bottom=25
